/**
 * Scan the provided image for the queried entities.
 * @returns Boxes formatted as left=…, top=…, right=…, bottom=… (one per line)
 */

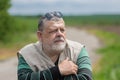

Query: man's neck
left=43, top=49, right=61, bottom=63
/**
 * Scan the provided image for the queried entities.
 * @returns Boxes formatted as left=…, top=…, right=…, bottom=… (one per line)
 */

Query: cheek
left=42, top=34, right=55, bottom=44
left=61, top=32, right=66, bottom=39
left=63, top=32, right=66, bottom=37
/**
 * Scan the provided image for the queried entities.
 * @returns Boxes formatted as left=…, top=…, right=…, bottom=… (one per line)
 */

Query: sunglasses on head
left=44, top=11, right=63, bottom=20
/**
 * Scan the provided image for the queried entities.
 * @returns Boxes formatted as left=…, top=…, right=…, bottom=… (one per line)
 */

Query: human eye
left=49, top=29, right=57, bottom=34
left=60, top=28, right=65, bottom=33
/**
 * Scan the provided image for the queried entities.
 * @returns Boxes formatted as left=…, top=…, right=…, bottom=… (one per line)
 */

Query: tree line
left=0, top=0, right=16, bottom=42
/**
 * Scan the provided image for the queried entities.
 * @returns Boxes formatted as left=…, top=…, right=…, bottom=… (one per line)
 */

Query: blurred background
left=0, top=0, right=120, bottom=80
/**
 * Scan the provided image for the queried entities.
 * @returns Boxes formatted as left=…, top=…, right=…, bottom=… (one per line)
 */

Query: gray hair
left=38, top=11, right=63, bottom=31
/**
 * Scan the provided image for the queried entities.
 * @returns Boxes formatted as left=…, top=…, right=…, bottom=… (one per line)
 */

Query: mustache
left=54, top=37, right=65, bottom=42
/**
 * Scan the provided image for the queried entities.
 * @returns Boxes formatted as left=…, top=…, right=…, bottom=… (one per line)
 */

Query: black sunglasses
left=44, top=11, right=63, bottom=20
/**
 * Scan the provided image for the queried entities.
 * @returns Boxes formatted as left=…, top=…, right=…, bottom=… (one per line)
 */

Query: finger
left=74, top=65, right=78, bottom=69
left=72, top=70, right=77, bottom=74
left=74, top=67, right=78, bottom=72
left=69, top=61, right=78, bottom=67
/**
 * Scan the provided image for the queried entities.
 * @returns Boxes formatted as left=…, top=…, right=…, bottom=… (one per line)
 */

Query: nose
left=56, top=29, right=63, bottom=37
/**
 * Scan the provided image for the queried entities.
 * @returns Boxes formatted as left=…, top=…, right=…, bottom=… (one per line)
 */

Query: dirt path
left=0, top=27, right=101, bottom=80
left=66, top=27, right=101, bottom=65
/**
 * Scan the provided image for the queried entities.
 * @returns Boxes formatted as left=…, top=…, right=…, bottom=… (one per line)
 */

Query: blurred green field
left=91, top=29, right=120, bottom=80
left=64, top=15, right=120, bottom=26
left=0, top=15, right=120, bottom=80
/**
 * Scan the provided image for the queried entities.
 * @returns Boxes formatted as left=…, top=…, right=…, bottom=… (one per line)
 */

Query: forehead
left=43, top=19, right=65, bottom=29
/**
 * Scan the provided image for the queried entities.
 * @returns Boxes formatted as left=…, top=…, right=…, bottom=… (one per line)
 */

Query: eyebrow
left=47, top=26, right=65, bottom=32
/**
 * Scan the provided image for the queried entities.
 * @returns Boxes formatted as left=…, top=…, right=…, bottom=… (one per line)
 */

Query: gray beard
left=43, top=42, right=66, bottom=54
left=51, top=43, right=66, bottom=52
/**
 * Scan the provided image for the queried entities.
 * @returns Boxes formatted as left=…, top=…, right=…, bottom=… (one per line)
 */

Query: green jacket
left=17, top=40, right=92, bottom=80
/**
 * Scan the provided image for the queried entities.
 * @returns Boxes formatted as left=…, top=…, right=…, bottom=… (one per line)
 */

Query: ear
left=37, top=31, right=42, bottom=41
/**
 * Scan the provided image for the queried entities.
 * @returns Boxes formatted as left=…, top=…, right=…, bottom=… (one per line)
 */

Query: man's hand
left=58, top=57, right=78, bottom=76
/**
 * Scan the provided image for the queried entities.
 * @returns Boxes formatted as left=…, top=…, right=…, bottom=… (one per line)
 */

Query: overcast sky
left=9, top=0, right=120, bottom=15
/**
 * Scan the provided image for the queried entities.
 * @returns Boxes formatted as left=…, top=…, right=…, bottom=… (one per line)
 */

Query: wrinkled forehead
left=43, top=17, right=65, bottom=29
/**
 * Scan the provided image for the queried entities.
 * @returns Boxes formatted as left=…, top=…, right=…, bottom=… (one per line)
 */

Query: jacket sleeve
left=76, top=47, right=92, bottom=80
left=64, top=47, right=93, bottom=80
left=17, top=54, right=61, bottom=80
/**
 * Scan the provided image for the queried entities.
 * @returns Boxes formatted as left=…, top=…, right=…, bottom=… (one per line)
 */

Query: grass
left=90, top=29, right=120, bottom=80
left=0, top=16, right=38, bottom=60
left=64, top=15, right=120, bottom=27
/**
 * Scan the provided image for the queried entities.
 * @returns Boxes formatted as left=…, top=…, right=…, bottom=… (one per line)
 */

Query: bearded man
left=17, top=11, right=92, bottom=80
